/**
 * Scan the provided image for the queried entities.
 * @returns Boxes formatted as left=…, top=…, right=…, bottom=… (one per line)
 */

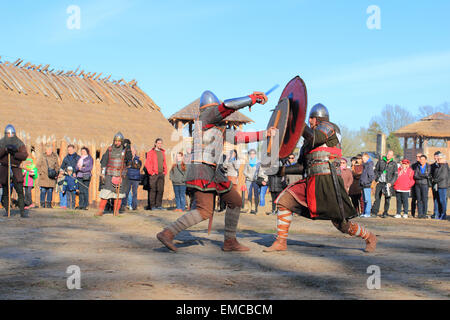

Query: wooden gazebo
left=394, top=112, right=450, bottom=162
left=168, top=98, right=253, bottom=136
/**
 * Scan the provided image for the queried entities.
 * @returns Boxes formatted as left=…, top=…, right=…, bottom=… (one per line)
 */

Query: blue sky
left=1, top=0, right=449, bottom=132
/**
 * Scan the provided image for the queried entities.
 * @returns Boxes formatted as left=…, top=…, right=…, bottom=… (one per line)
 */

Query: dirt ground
left=0, top=205, right=449, bottom=300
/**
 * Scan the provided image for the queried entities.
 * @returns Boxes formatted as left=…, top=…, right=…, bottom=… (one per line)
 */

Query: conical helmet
left=309, top=103, right=329, bottom=121
left=199, top=90, right=220, bottom=108
left=113, top=132, right=124, bottom=143
left=5, top=124, right=16, bottom=137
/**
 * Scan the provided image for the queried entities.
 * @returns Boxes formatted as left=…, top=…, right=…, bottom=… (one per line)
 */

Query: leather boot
left=250, top=200, right=256, bottom=214
left=365, top=232, right=378, bottom=253
left=95, top=199, right=108, bottom=216
left=20, top=210, right=29, bottom=218
left=222, top=238, right=250, bottom=252
left=263, top=238, right=287, bottom=252
left=157, top=228, right=177, bottom=252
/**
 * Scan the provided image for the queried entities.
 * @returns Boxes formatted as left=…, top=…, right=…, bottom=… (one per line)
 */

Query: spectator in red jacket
left=145, top=138, right=167, bottom=210
left=393, top=159, right=415, bottom=219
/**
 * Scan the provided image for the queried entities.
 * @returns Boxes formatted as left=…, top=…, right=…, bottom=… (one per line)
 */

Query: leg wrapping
left=224, top=206, right=241, bottom=240
left=167, top=209, right=204, bottom=236
left=347, top=221, right=370, bottom=240
left=276, top=208, right=293, bottom=240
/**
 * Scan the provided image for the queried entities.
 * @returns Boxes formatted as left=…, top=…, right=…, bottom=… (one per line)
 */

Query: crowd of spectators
left=6, top=139, right=448, bottom=221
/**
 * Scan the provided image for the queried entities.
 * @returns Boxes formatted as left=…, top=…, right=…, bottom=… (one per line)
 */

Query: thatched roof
left=394, top=112, right=450, bottom=138
left=0, top=57, right=176, bottom=149
left=168, top=98, right=253, bottom=125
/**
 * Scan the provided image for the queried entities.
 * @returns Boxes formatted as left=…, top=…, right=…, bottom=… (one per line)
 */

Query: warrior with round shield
left=264, top=103, right=378, bottom=253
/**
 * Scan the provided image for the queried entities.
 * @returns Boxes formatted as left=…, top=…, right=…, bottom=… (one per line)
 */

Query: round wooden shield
left=266, top=97, right=289, bottom=156
left=277, top=76, right=308, bottom=159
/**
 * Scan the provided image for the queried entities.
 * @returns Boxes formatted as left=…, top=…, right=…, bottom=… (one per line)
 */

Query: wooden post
left=60, top=138, right=68, bottom=205
left=188, top=122, right=193, bottom=137
left=96, top=144, right=108, bottom=206
left=423, top=138, right=428, bottom=159
left=89, top=143, right=97, bottom=207
left=60, top=140, right=68, bottom=161
left=138, top=149, right=147, bottom=207
left=36, top=141, right=44, bottom=207
left=51, top=139, right=60, bottom=207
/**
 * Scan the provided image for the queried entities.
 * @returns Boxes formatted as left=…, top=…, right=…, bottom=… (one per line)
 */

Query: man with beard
left=0, top=125, right=29, bottom=218
left=95, top=133, right=132, bottom=216
left=264, top=104, right=378, bottom=253
left=157, top=89, right=276, bottom=252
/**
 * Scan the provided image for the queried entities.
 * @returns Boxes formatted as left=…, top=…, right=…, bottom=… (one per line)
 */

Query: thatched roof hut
left=394, top=112, right=450, bottom=138
left=0, top=57, right=177, bottom=206
left=394, top=112, right=450, bottom=162
left=0, top=57, right=175, bottom=149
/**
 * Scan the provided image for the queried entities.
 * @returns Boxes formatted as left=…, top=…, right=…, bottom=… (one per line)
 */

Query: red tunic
left=279, top=146, right=356, bottom=220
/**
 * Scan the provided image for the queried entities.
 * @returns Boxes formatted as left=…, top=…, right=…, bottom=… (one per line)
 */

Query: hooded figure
left=0, top=124, right=29, bottom=217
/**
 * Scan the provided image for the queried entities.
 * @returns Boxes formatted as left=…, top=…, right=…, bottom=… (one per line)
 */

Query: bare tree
left=358, top=121, right=381, bottom=152
left=418, top=102, right=449, bottom=119
left=339, top=124, right=364, bottom=157
left=372, top=104, right=417, bottom=134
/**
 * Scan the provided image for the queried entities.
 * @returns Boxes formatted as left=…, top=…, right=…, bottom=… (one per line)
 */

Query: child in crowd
left=56, top=169, right=67, bottom=209
left=63, top=167, right=79, bottom=210
left=22, top=157, right=38, bottom=209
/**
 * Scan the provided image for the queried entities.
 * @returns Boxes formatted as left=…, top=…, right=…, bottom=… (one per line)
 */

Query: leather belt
left=306, top=160, right=341, bottom=177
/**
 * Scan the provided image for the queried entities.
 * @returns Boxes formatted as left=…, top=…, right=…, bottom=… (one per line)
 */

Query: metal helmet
left=199, top=90, right=220, bottom=108
left=113, top=132, right=124, bottom=143
left=5, top=124, right=16, bottom=137
left=309, top=103, right=329, bottom=121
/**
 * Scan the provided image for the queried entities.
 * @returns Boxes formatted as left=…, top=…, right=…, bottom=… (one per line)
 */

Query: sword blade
left=265, top=84, right=279, bottom=96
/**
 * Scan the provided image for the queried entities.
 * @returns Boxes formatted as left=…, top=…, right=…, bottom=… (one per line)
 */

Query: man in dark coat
left=156, top=89, right=275, bottom=252
left=264, top=104, right=377, bottom=253
left=371, top=150, right=398, bottom=218
left=60, top=144, right=80, bottom=175
left=95, top=132, right=132, bottom=216
left=349, top=155, right=364, bottom=215
left=0, top=125, right=29, bottom=217
left=431, top=152, right=448, bottom=220
left=410, top=153, right=422, bottom=217
left=359, top=153, right=375, bottom=217
left=413, top=154, right=431, bottom=219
